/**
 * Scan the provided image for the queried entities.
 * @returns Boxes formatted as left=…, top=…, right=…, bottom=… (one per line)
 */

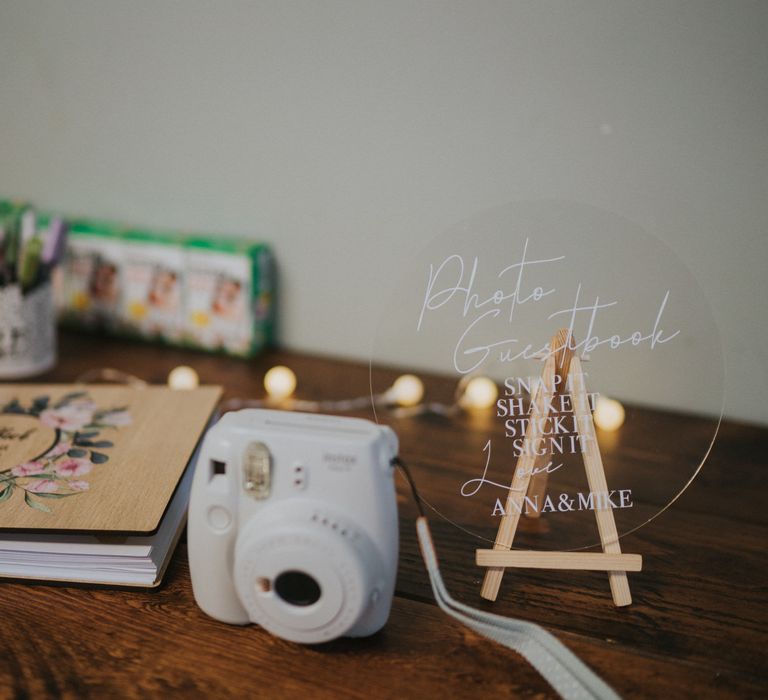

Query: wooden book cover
left=0, top=384, right=221, bottom=533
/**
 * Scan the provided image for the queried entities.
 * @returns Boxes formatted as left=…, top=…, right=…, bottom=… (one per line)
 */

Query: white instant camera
left=188, top=409, right=399, bottom=644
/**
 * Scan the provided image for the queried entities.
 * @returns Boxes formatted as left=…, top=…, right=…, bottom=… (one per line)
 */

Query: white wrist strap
left=416, top=518, right=620, bottom=700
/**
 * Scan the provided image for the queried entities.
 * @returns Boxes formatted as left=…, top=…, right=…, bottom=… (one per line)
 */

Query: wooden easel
left=477, top=329, right=642, bottom=607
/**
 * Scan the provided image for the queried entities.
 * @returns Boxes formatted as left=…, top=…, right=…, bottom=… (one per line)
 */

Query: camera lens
left=274, top=570, right=322, bottom=607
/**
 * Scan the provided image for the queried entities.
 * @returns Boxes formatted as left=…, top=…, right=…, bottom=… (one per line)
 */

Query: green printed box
left=56, top=218, right=275, bottom=357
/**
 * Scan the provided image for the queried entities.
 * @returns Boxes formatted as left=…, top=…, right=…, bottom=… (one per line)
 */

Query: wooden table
left=1, top=331, right=765, bottom=699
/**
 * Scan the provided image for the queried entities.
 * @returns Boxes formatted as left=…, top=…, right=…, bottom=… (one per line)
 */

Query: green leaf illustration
left=90, top=451, right=109, bottom=464
left=75, top=440, right=113, bottom=448
left=54, top=391, right=87, bottom=408
left=0, top=485, right=13, bottom=502
left=34, top=492, right=80, bottom=499
left=67, top=448, right=88, bottom=458
left=94, top=405, right=128, bottom=417
left=24, top=492, right=51, bottom=513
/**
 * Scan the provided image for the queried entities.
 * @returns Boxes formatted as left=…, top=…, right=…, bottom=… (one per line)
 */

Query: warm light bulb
left=388, top=374, right=424, bottom=407
left=461, top=376, right=498, bottom=410
left=167, top=365, right=199, bottom=390
left=593, top=396, right=625, bottom=431
left=264, top=365, right=297, bottom=401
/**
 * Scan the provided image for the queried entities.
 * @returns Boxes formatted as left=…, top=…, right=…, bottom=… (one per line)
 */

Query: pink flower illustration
left=27, top=479, right=59, bottom=493
left=99, top=410, right=132, bottom=427
left=54, top=458, right=93, bottom=478
left=11, top=461, right=47, bottom=477
left=0, top=392, right=133, bottom=512
left=44, top=441, right=72, bottom=458
left=40, top=406, right=93, bottom=432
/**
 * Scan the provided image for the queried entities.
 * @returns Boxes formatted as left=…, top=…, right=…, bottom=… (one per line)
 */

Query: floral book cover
left=0, top=385, right=222, bottom=533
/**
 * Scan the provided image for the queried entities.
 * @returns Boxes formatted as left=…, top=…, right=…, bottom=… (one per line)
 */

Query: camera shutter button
left=207, top=505, right=232, bottom=532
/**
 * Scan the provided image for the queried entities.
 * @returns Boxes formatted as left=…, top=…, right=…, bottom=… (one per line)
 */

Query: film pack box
left=55, top=217, right=275, bottom=357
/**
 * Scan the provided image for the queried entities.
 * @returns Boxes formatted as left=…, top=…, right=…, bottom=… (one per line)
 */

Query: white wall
left=0, top=1, right=765, bottom=423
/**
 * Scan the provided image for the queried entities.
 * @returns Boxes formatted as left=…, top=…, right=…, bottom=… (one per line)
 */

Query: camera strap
left=395, top=459, right=619, bottom=700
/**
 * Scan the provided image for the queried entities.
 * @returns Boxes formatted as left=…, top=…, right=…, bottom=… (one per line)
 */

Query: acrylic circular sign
left=370, top=201, right=723, bottom=551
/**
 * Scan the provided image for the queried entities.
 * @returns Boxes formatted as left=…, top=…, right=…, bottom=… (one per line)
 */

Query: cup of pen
left=0, top=206, right=67, bottom=379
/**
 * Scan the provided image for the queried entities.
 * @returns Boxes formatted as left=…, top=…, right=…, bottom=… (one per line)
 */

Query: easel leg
left=525, top=458, right=550, bottom=519
left=526, top=329, right=574, bottom=518
left=480, top=354, right=558, bottom=601
left=570, top=356, right=632, bottom=606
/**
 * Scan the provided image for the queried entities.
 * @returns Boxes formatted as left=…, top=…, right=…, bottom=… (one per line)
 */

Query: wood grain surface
left=0, top=330, right=765, bottom=699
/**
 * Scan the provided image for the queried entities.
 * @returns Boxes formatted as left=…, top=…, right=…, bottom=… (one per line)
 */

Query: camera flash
left=168, top=365, right=200, bottom=390
left=593, top=396, right=625, bottom=431
left=388, top=374, right=424, bottom=407
left=264, top=366, right=297, bottom=401
left=460, top=376, right=498, bottom=410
